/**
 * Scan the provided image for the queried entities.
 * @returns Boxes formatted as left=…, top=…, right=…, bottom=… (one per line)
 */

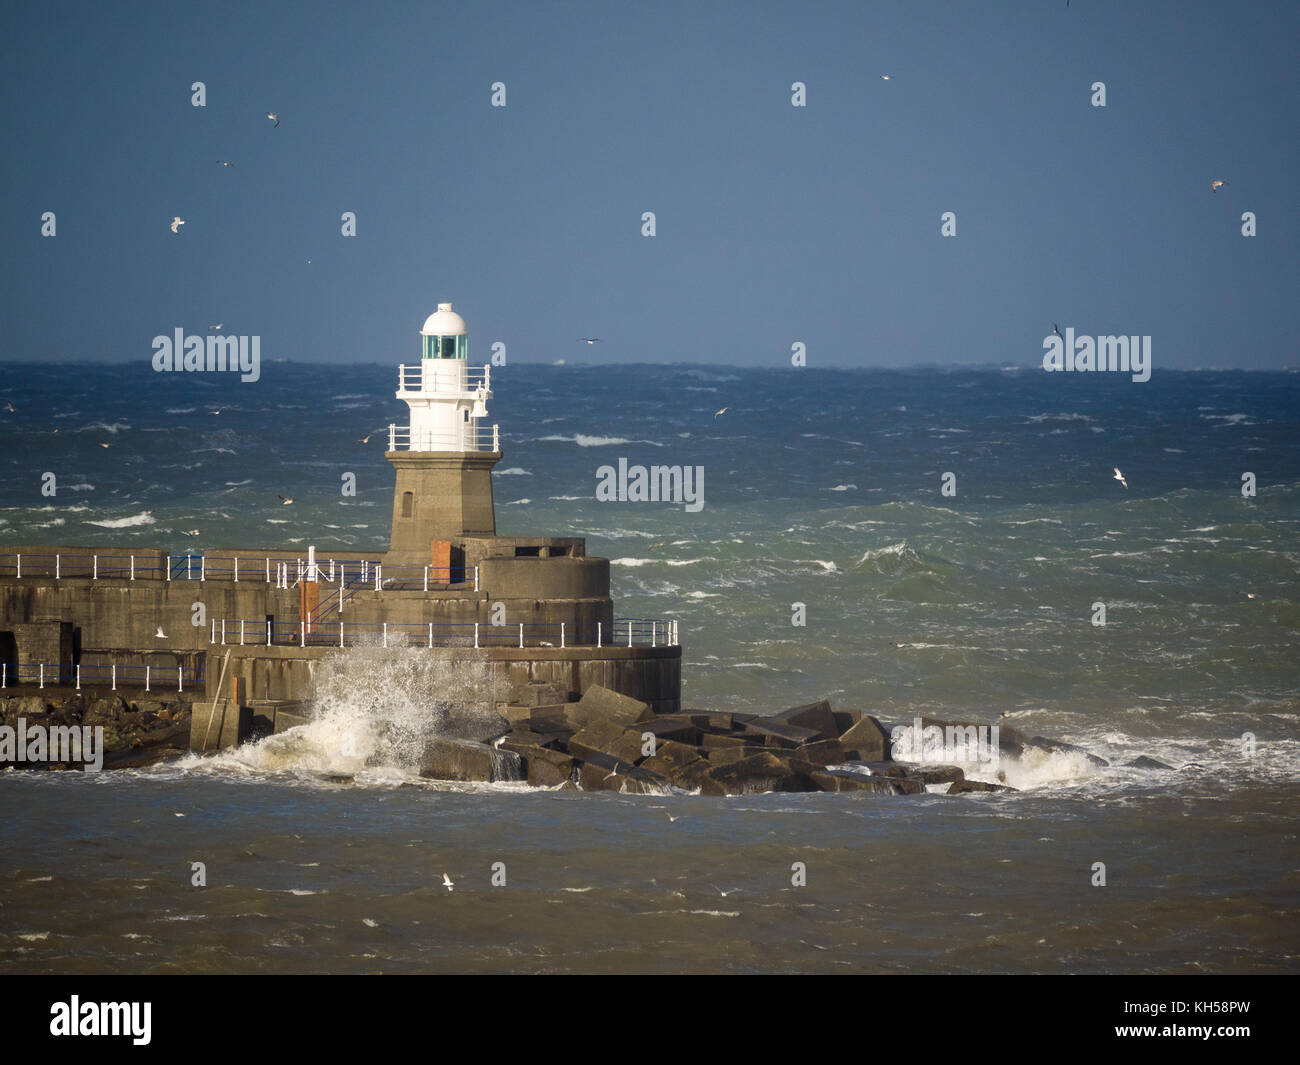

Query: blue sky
left=2, top=0, right=1295, bottom=368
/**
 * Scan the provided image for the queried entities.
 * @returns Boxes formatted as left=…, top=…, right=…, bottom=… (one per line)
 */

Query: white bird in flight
left=267, top=112, right=280, bottom=127
left=441, top=873, right=454, bottom=892
left=278, top=494, right=294, bottom=505
left=209, top=324, right=223, bottom=330
left=1113, top=467, right=1128, bottom=488
left=170, top=217, right=185, bottom=234
left=216, top=160, right=234, bottom=167
left=880, top=74, right=892, bottom=80
left=1210, top=179, right=1227, bottom=193
left=155, top=627, right=167, bottom=638
left=714, top=407, right=729, bottom=418
left=576, top=337, right=602, bottom=344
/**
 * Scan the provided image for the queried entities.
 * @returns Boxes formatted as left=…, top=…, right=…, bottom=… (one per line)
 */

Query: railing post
left=200, top=555, right=205, bottom=582
left=166, top=554, right=171, bottom=581
left=266, top=556, right=271, bottom=583
left=221, top=619, right=227, bottom=644
left=93, top=555, right=98, bottom=580
left=628, top=623, right=633, bottom=648
left=474, top=622, right=479, bottom=649
left=39, top=664, right=45, bottom=689
left=15, top=553, right=20, bottom=579
left=130, top=555, right=135, bottom=581
left=178, top=667, right=183, bottom=693
left=145, top=666, right=150, bottom=692
left=210, top=619, right=215, bottom=643
left=383, top=622, right=388, bottom=648
left=428, top=622, right=433, bottom=648
left=187, top=554, right=192, bottom=579
left=266, top=620, right=272, bottom=645
left=240, top=620, right=246, bottom=646
left=1, top=662, right=5, bottom=687
left=474, top=567, right=479, bottom=593
left=519, top=623, right=524, bottom=649
left=423, top=566, right=428, bottom=592
left=339, top=621, right=344, bottom=647
left=389, top=424, right=395, bottom=450
left=76, top=664, right=81, bottom=691
left=652, top=621, right=657, bottom=648
left=597, top=621, right=602, bottom=648
left=375, top=565, right=382, bottom=590
left=300, top=621, right=305, bottom=647
left=560, top=623, right=565, bottom=648
left=111, top=664, right=117, bottom=691
left=234, top=556, right=239, bottom=582
left=55, top=554, right=60, bottom=579
left=494, top=424, right=499, bottom=451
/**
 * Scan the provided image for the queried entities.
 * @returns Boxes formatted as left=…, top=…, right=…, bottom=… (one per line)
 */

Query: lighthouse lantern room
left=385, top=302, right=503, bottom=562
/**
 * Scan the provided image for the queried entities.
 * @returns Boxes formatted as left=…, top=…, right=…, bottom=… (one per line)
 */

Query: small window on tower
left=463, top=409, right=469, bottom=421
left=440, top=336, right=457, bottom=358
left=401, top=491, right=413, bottom=518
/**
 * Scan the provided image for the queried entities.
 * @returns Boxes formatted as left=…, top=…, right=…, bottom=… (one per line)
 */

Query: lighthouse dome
left=420, top=302, right=467, bottom=336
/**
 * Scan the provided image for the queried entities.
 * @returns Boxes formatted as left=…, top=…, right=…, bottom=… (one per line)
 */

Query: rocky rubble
left=0, top=691, right=193, bottom=770
left=413, top=684, right=1091, bottom=796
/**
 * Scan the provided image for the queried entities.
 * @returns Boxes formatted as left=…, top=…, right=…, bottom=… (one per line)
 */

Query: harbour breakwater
left=3, top=662, right=1147, bottom=797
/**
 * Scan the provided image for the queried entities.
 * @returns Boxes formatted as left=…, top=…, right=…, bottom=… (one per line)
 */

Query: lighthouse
left=386, top=302, right=502, bottom=564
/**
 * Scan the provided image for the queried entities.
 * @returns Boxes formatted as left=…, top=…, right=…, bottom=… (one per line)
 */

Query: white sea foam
left=828, top=484, right=857, bottom=492
left=85, top=512, right=155, bottom=528
left=497, top=467, right=531, bottom=475
left=189, top=644, right=507, bottom=779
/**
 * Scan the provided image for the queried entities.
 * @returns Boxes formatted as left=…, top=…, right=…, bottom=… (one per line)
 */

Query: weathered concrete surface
left=418, top=737, right=523, bottom=783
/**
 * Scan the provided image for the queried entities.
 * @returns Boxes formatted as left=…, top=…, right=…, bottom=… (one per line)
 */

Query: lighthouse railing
left=386, top=424, right=500, bottom=453
left=397, top=363, right=491, bottom=396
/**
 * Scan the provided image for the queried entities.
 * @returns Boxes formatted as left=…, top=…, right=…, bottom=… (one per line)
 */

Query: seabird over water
left=278, top=494, right=294, bottom=505
left=576, top=337, right=602, bottom=344
left=441, top=873, right=454, bottom=892
left=170, top=217, right=185, bottom=234
left=1210, top=179, right=1227, bottom=193
left=1113, top=467, right=1128, bottom=488
left=267, top=112, right=280, bottom=127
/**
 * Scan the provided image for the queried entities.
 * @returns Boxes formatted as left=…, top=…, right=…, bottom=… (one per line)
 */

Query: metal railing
left=1, top=661, right=204, bottom=691
left=387, top=423, right=499, bottom=452
left=0, top=552, right=474, bottom=587
left=396, top=362, right=491, bottom=396
left=210, top=617, right=679, bottom=650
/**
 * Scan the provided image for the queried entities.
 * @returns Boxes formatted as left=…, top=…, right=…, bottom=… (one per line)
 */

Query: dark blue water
left=1, top=361, right=1297, bottom=972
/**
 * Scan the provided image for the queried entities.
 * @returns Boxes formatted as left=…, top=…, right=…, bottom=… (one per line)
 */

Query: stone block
left=419, top=737, right=523, bottom=783
left=838, top=716, right=889, bottom=761
left=566, top=685, right=654, bottom=731
left=770, top=700, right=838, bottom=741
left=701, top=751, right=813, bottom=796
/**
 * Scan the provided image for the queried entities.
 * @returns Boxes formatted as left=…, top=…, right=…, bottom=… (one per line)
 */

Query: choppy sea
left=1, top=360, right=1297, bottom=973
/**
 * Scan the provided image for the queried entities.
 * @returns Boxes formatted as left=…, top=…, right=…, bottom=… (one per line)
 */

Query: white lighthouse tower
left=385, top=302, right=502, bottom=564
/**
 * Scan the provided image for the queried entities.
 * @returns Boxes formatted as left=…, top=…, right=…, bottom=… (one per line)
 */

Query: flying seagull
left=216, top=160, right=234, bottom=167
left=714, top=406, right=729, bottom=418
left=99, top=442, right=111, bottom=448
left=182, top=529, right=200, bottom=537
left=209, top=324, right=223, bottom=330
left=1113, top=467, right=1128, bottom=488
left=267, top=112, right=280, bottom=127
left=4, top=401, right=14, bottom=413
left=278, top=494, right=294, bottom=505
left=170, top=217, right=185, bottom=234
left=576, top=337, right=602, bottom=344
left=441, top=873, right=454, bottom=892
left=209, top=408, right=223, bottom=415
left=155, top=627, right=167, bottom=638
left=1210, top=179, right=1227, bottom=193
left=880, top=74, right=892, bottom=80
left=1052, top=323, right=1064, bottom=339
